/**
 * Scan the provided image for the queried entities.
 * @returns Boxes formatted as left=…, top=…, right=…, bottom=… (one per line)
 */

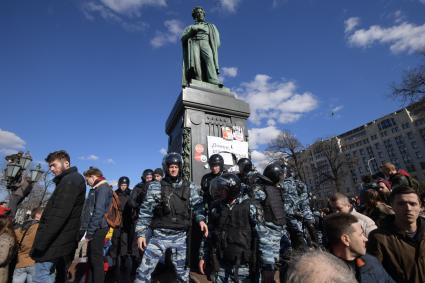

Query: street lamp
left=367, top=157, right=375, bottom=175
left=18, top=152, right=32, bottom=170
left=30, top=164, right=44, bottom=183
left=5, top=161, right=21, bottom=180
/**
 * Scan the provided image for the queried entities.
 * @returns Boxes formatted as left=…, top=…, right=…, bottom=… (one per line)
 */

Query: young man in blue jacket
left=81, top=167, right=113, bottom=283
left=324, top=213, right=394, bottom=283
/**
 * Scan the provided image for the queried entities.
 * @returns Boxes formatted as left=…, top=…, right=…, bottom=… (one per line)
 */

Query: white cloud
left=109, top=179, right=118, bottom=187
left=393, top=10, right=405, bottom=24
left=100, top=0, right=166, bottom=17
left=236, top=74, right=318, bottom=125
left=222, top=67, right=238, bottom=78
left=79, top=154, right=99, bottom=161
left=151, top=19, right=184, bottom=47
left=82, top=1, right=148, bottom=32
left=250, top=150, right=285, bottom=172
left=248, top=126, right=281, bottom=149
left=346, top=19, right=425, bottom=54
left=420, top=0, right=425, bottom=4
left=159, top=148, right=167, bottom=155
left=332, top=105, right=344, bottom=113
left=218, top=0, right=241, bottom=13
left=250, top=150, right=270, bottom=172
left=105, top=158, right=115, bottom=164
left=344, top=17, right=360, bottom=33
left=0, top=129, right=26, bottom=156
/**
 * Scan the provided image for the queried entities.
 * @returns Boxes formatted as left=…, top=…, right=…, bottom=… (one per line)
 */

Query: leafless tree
left=392, top=55, right=425, bottom=115
left=267, top=130, right=305, bottom=180
left=310, top=137, right=355, bottom=192
left=13, top=172, right=53, bottom=223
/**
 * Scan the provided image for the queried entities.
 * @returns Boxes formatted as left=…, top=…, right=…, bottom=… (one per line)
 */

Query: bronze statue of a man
left=181, top=7, right=220, bottom=86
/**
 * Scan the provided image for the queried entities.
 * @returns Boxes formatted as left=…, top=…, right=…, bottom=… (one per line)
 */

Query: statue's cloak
left=181, top=22, right=220, bottom=86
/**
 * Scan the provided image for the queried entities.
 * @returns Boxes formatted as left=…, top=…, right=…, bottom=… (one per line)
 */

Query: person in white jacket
left=329, top=192, right=377, bottom=237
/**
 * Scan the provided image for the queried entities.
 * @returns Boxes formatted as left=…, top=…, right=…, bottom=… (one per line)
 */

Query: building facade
left=300, top=103, right=425, bottom=199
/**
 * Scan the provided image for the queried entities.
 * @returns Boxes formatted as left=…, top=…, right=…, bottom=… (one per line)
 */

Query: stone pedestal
left=165, top=80, right=250, bottom=185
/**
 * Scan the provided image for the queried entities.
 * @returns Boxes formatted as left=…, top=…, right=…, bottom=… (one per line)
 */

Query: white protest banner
left=207, top=136, right=249, bottom=165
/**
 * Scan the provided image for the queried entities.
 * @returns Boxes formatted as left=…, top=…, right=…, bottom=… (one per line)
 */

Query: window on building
left=420, top=129, right=425, bottom=139
left=360, top=149, right=365, bottom=155
left=371, top=134, right=378, bottom=140
left=420, top=162, right=425, bottom=170
left=402, top=122, right=410, bottom=129
left=378, top=151, right=384, bottom=158
left=416, top=151, right=423, bottom=159
left=415, top=118, right=425, bottom=126
left=380, top=119, right=395, bottom=130
left=407, top=132, right=414, bottom=140
left=411, top=141, right=418, bottom=149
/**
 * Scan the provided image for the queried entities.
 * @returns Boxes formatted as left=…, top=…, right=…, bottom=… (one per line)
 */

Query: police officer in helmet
left=201, top=154, right=225, bottom=208
left=199, top=173, right=271, bottom=282
left=134, top=152, right=207, bottom=283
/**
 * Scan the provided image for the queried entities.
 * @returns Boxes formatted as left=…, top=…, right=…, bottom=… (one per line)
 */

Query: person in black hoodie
left=31, top=150, right=86, bottom=283
left=128, top=169, right=153, bottom=211
left=81, top=167, right=113, bottom=283
left=110, top=176, right=138, bottom=283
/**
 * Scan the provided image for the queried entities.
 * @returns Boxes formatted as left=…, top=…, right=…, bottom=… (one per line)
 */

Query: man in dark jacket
left=110, top=176, right=137, bottom=283
left=324, top=213, right=394, bottom=283
left=367, top=186, right=425, bottom=283
left=81, top=167, right=113, bottom=283
left=128, top=169, right=153, bottom=210
left=31, top=150, right=86, bottom=283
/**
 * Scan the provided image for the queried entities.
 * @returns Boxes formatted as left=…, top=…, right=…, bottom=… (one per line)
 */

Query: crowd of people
left=0, top=149, right=424, bottom=283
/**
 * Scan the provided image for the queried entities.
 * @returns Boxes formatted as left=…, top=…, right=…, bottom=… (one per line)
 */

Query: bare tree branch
left=267, top=130, right=305, bottom=180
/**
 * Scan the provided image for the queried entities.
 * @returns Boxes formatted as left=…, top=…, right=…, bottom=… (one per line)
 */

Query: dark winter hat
left=153, top=168, right=163, bottom=176
left=118, top=176, right=130, bottom=186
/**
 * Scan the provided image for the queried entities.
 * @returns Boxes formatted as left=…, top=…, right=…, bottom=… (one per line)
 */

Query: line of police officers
left=121, top=152, right=318, bottom=283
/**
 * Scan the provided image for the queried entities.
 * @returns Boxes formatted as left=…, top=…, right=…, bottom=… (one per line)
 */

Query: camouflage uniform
left=134, top=180, right=205, bottom=283
left=200, top=194, right=269, bottom=283
left=238, top=170, right=261, bottom=198
left=252, top=188, right=292, bottom=269
left=279, top=177, right=315, bottom=248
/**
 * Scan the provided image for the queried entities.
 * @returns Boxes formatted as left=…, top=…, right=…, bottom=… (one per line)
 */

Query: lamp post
left=2, top=151, right=45, bottom=217
left=367, top=157, right=375, bottom=175
left=30, top=164, right=44, bottom=183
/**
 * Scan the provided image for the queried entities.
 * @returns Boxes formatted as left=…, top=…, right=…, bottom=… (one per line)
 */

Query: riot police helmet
left=210, top=173, right=241, bottom=202
left=142, top=169, right=154, bottom=182
left=208, top=154, right=224, bottom=172
left=237, top=158, right=252, bottom=175
left=263, top=162, right=284, bottom=184
left=162, top=152, right=183, bottom=177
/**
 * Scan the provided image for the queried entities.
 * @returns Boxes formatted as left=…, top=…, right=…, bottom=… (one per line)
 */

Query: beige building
left=300, top=103, right=425, bottom=199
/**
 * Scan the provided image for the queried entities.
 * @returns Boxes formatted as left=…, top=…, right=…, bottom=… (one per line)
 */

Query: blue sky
left=1, top=0, right=425, bottom=192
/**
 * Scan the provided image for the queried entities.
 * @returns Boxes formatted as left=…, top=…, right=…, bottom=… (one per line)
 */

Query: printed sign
left=221, top=127, right=233, bottom=140
left=232, top=126, right=244, bottom=141
left=207, top=136, right=249, bottom=165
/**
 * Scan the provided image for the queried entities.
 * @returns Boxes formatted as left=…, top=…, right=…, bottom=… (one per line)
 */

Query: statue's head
left=192, top=6, right=205, bottom=22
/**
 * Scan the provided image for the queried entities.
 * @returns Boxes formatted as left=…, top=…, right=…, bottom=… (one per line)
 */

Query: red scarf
left=92, top=176, right=106, bottom=187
